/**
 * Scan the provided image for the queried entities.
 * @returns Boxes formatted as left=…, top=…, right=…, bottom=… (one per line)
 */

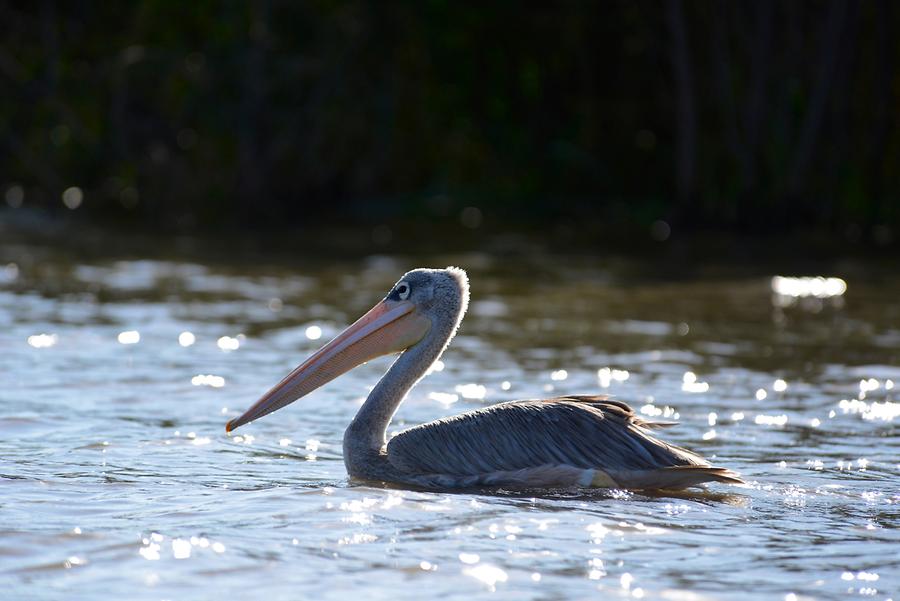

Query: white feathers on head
left=443, top=266, right=469, bottom=319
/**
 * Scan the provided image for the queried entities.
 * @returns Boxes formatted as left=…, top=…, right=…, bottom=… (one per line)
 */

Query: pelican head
left=226, top=267, right=469, bottom=432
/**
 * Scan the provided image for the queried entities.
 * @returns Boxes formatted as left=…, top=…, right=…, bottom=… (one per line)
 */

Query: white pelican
left=228, top=267, right=742, bottom=490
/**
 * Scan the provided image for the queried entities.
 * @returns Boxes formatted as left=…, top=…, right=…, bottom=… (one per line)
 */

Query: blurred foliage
left=0, top=1, right=898, bottom=236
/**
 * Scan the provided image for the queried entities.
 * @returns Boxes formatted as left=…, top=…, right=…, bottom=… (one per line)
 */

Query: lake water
left=1, top=228, right=898, bottom=600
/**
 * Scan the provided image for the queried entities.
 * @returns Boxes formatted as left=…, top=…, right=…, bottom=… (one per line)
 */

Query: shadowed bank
left=1, top=1, right=898, bottom=242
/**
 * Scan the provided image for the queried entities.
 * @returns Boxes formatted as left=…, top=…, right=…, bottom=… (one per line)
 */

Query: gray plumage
left=339, top=267, right=743, bottom=491
left=385, top=396, right=741, bottom=489
left=389, top=397, right=697, bottom=474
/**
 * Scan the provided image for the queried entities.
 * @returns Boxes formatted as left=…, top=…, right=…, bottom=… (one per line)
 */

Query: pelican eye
left=396, top=282, right=411, bottom=300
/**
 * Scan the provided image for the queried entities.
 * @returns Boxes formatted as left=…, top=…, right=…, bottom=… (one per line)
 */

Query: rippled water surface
left=1, top=231, right=898, bottom=600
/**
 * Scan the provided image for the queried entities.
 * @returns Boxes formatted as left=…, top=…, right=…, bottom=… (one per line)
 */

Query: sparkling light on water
left=117, top=330, right=140, bottom=344
left=172, top=538, right=192, bottom=559
left=139, top=533, right=163, bottom=560
left=178, top=331, right=196, bottom=346
left=139, top=543, right=160, bottom=561
left=771, top=276, right=847, bottom=298
left=338, top=533, right=378, bottom=545
left=682, top=371, right=709, bottom=393
left=598, top=367, right=629, bottom=388
left=772, top=276, right=847, bottom=309
left=191, top=374, right=225, bottom=387
left=588, top=557, right=606, bottom=580
left=455, top=383, right=486, bottom=399
left=859, top=378, right=881, bottom=393
left=428, top=391, right=459, bottom=407
left=464, top=564, right=508, bottom=589
left=839, top=398, right=900, bottom=421
left=426, top=360, right=445, bottom=375
left=305, top=325, right=322, bottom=340
left=217, top=335, right=240, bottom=351
left=640, top=404, right=679, bottom=419
left=27, top=333, right=57, bottom=348
left=755, top=414, right=789, bottom=426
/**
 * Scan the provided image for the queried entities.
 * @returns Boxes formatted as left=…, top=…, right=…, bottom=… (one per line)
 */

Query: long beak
left=226, top=299, right=431, bottom=432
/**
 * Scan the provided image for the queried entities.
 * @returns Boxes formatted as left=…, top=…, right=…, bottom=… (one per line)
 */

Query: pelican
left=227, top=267, right=742, bottom=490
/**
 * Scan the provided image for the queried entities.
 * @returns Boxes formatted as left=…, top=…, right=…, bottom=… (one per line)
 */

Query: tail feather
left=634, top=419, right=679, bottom=430
left=610, top=466, right=745, bottom=490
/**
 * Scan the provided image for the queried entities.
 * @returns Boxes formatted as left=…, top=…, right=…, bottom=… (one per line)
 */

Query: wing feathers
left=386, top=397, right=737, bottom=491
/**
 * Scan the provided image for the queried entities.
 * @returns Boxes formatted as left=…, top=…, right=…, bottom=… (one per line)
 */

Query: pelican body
left=228, top=267, right=742, bottom=490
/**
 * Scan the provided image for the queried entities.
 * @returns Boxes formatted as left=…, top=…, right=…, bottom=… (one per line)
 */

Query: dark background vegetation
left=1, top=1, right=898, bottom=246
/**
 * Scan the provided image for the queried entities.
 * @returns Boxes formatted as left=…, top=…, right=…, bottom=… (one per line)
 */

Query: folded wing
left=386, top=396, right=742, bottom=489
